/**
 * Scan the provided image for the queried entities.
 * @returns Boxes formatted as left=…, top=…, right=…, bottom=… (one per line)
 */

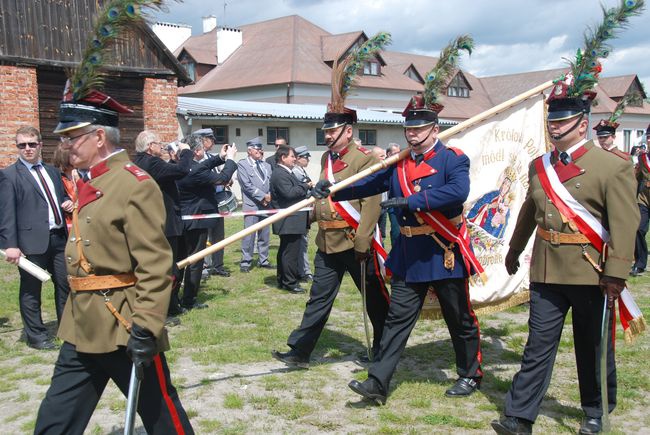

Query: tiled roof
left=174, top=29, right=217, bottom=65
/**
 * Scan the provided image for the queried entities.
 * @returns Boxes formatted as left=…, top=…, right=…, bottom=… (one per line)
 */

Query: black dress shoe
left=258, top=262, right=275, bottom=269
left=181, top=302, right=208, bottom=310
left=491, top=416, right=532, bottom=435
left=165, top=316, right=181, bottom=327
left=168, top=305, right=188, bottom=316
left=282, top=284, right=306, bottom=293
left=211, top=267, right=231, bottom=277
left=348, top=378, right=386, bottom=405
left=28, top=339, right=58, bottom=351
left=630, top=266, right=644, bottom=276
left=299, top=274, right=313, bottom=283
left=271, top=349, right=309, bottom=368
left=445, top=377, right=481, bottom=397
left=579, top=417, right=602, bottom=435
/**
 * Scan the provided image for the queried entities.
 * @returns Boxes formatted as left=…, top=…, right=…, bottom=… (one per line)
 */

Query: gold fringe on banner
left=624, top=316, right=647, bottom=344
left=420, top=289, right=530, bottom=321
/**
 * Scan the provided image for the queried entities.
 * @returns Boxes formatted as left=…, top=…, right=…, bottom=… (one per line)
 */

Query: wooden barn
left=0, top=0, right=191, bottom=167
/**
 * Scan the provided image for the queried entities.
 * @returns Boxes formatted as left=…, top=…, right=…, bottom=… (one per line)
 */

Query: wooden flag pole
left=177, top=80, right=554, bottom=269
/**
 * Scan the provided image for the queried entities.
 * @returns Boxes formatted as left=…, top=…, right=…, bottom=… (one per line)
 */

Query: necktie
left=80, top=170, right=90, bottom=182
left=330, top=152, right=340, bottom=161
left=255, top=160, right=265, bottom=178
left=414, top=154, right=424, bottom=166
left=559, top=151, right=570, bottom=165
left=33, top=164, right=62, bottom=226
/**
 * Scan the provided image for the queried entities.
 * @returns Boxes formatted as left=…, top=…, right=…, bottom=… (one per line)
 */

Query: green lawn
left=0, top=217, right=648, bottom=434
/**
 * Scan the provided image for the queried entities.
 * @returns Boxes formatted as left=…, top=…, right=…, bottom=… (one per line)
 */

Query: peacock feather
left=330, top=31, right=392, bottom=113
left=423, top=34, right=474, bottom=108
left=610, top=92, right=643, bottom=122
left=68, top=0, right=174, bottom=101
left=563, top=0, right=645, bottom=97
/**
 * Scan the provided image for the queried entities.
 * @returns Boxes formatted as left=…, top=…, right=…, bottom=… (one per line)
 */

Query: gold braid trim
left=624, top=316, right=646, bottom=344
left=420, top=289, right=530, bottom=320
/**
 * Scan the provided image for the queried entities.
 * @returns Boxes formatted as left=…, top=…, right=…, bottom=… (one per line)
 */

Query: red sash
left=396, top=157, right=486, bottom=283
left=641, top=152, right=650, bottom=173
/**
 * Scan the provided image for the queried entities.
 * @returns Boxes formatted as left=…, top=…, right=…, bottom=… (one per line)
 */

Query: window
left=622, top=129, right=645, bottom=152
left=446, top=74, right=470, bottom=98
left=316, top=129, right=326, bottom=146
left=363, top=61, right=379, bottom=76
left=258, top=128, right=263, bottom=137
left=405, top=66, right=422, bottom=82
left=203, top=126, right=228, bottom=144
left=358, top=129, right=377, bottom=146
left=183, top=62, right=196, bottom=82
left=235, top=128, right=241, bottom=137
left=267, top=127, right=289, bottom=145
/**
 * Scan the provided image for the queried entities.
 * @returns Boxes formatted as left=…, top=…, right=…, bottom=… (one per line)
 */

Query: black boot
left=348, top=377, right=387, bottom=405
left=491, top=416, right=532, bottom=435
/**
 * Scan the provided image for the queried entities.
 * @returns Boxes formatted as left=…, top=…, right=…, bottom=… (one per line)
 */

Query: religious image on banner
left=421, top=94, right=548, bottom=319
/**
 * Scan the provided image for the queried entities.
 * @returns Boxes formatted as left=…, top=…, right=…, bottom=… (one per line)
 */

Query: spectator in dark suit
left=266, top=137, right=287, bottom=171
left=177, top=135, right=238, bottom=310
left=270, top=146, right=310, bottom=293
left=0, top=126, right=73, bottom=350
left=133, top=130, right=192, bottom=319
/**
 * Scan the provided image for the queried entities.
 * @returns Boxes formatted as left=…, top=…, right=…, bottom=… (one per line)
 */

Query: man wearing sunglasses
left=0, top=126, right=73, bottom=350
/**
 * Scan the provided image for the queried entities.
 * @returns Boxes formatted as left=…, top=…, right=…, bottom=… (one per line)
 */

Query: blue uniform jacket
left=334, top=140, right=471, bottom=283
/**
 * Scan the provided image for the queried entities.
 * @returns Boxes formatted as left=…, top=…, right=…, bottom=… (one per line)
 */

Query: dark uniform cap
left=593, top=119, right=619, bottom=137
left=402, top=95, right=442, bottom=128
left=194, top=128, right=216, bottom=138
left=546, top=73, right=597, bottom=122
left=54, top=89, right=133, bottom=134
left=322, top=107, right=357, bottom=130
left=246, top=136, right=263, bottom=149
left=294, top=146, right=311, bottom=158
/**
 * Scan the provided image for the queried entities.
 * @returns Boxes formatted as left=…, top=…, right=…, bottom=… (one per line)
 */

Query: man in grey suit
left=0, top=126, right=73, bottom=350
left=238, top=137, right=273, bottom=273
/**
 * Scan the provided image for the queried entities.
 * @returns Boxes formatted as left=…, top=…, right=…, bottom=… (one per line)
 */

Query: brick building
left=0, top=0, right=191, bottom=167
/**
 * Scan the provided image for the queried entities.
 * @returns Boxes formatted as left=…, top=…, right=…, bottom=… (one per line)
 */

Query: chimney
left=202, top=15, right=217, bottom=33
left=217, top=26, right=243, bottom=64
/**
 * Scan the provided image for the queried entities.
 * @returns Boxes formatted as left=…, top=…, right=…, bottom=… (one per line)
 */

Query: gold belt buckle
left=402, top=226, right=412, bottom=237
left=549, top=230, right=561, bottom=245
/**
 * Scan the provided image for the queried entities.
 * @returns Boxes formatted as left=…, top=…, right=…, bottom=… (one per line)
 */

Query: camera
left=167, top=141, right=179, bottom=153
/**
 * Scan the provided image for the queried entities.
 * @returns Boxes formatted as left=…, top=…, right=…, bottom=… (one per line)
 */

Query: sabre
left=124, top=364, right=142, bottom=435
left=599, top=296, right=611, bottom=433
left=0, top=249, right=51, bottom=282
left=360, top=260, right=373, bottom=361
left=177, top=80, right=554, bottom=269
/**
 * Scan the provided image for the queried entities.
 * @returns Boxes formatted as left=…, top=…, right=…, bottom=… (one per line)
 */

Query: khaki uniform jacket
left=637, top=152, right=650, bottom=207
left=510, top=140, right=638, bottom=285
left=314, top=141, right=381, bottom=254
left=58, top=151, right=172, bottom=353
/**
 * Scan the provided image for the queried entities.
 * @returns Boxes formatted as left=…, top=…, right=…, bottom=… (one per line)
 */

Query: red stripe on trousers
left=463, top=278, right=483, bottom=377
left=153, top=355, right=185, bottom=435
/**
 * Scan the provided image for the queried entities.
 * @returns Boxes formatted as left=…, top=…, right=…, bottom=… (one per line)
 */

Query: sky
left=155, top=0, right=650, bottom=87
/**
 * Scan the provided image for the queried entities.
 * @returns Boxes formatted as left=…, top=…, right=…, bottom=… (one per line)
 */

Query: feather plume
left=609, top=93, right=643, bottom=122
left=423, top=34, right=474, bottom=108
left=330, top=31, right=392, bottom=112
left=69, top=0, right=175, bottom=101
left=564, top=0, right=645, bottom=97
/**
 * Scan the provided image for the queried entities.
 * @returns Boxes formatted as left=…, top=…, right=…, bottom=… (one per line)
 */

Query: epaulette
left=123, top=163, right=150, bottom=181
left=447, top=146, right=464, bottom=156
left=356, top=145, right=371, bottom=155
left=608, top=148, right=631, bottom=161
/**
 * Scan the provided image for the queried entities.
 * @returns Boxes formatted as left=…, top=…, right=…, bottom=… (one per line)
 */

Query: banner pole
left=177, top=80, right=554, bottom=269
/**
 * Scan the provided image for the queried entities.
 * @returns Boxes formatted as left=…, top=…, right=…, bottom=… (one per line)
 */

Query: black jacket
left=133, top=149, right=193, bottom=237
left=270, top=165, right=309, bottom=235
left=177, top=155, right=237, bottom=231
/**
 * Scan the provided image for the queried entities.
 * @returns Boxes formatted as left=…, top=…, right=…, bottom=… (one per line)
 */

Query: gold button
left=547, top=213, right=553, bottom=218
left=86, top=216, right=91, bottom=223
left=84, top=240, right=91, bottom=246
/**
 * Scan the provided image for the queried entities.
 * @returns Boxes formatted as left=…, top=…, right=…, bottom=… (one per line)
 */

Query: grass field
left=0, top=217, right=648, bottom=434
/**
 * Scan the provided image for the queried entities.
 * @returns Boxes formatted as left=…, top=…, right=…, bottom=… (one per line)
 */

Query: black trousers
left=634, top=203, right=648, bottom=270
left=368, top=278, right=482, bottom=393
left=287, top=249, right=390, bottom=356
left=277, top=233, right=303, bottom=288
left=167, top=235, right=184, bottom=315
left=20, top=229, right=70, bottom=344
left=206, top=218, right=225, bottom=270
left=35, top=342, right=193, bottom=434
left=505, top=283, right=616, bottom=422
left=181, top=228, right=207, bottom=307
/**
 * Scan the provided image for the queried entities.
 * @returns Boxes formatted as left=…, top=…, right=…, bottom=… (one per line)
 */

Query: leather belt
left=536, top=227, right=590, bottom=245
left=400, top=225, right=435, bottom=237
left=68, top=273, right=137, bottom=292
left=318, top=220, right=351, bottom=230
